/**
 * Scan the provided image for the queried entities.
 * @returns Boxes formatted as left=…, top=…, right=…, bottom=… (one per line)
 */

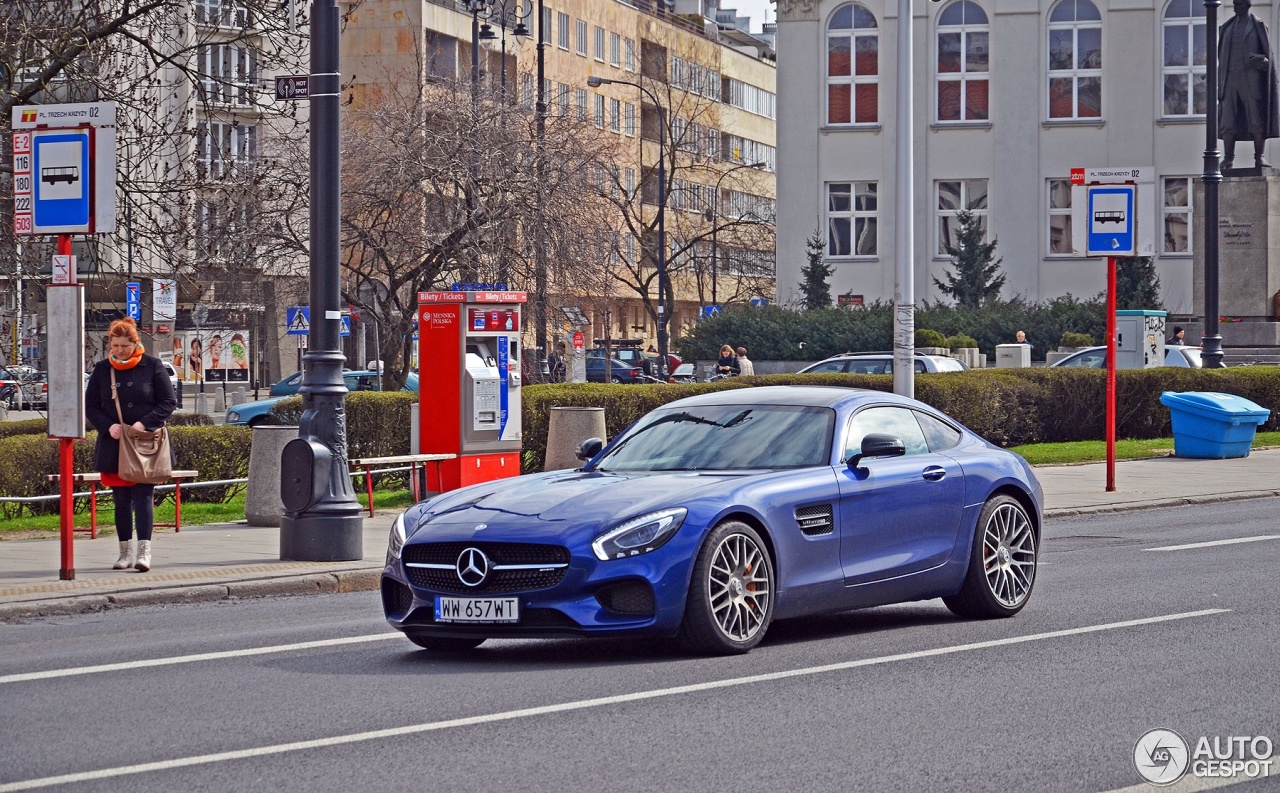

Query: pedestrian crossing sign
left=286, top=306, right=310, bottom=335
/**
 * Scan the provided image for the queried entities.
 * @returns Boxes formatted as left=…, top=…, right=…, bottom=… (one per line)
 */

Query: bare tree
left=339, top=70, right=617, bottom=388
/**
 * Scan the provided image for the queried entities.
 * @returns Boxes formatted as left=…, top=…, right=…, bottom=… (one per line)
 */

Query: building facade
left=342, top=0, right=778, bottom=353
left=775, top=0, right=1242, bottom=316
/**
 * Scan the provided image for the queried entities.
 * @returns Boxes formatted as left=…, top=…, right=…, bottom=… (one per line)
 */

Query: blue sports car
left=382, top=386, right=1043, bottom=655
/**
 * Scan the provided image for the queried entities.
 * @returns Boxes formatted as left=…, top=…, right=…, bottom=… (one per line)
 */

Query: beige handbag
left=111, top=368, right=173, bottom=484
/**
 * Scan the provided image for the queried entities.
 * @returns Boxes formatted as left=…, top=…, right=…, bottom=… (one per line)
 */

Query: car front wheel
left=944, top=494, right=1037, bottom=619
left=678, top=521, right=774, bottom=655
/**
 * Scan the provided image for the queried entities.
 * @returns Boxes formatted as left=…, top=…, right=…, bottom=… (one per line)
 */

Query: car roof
left=818, top=351, right=947, bottom=360
left=662, top=385, right=914, bottom=410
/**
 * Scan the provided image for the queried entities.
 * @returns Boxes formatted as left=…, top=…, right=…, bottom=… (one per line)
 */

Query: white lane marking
left=1145, top=535, right=1280, bottom=552
left=0, top=608, right=1228, bottom=792
left=0, top=633, right=402, bottom=685
left=1101, top=765, right=1272, bottom=792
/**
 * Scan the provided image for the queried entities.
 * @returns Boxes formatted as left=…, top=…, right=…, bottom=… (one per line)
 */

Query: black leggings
left=112, top=484, right=156, bottom=542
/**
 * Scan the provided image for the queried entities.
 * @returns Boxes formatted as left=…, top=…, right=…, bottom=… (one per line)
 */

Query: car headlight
left=592, top=508, right=686, bottom=561
left=388, top=512, right=408, bottom=560
left=227, top=412, right=240, bottom=422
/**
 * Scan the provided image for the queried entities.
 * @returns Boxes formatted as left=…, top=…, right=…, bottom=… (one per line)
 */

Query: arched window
left=827, top=4, right=878, bottom=125
left=1162, top=0, right=1206, bottom=116
left=936, top=1, right=989, bottom=122
left=1047, top=0, right=1102, bottom=119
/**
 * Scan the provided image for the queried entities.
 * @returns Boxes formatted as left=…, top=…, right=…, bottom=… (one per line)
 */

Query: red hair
left=107, top=317, right=141, bottom=344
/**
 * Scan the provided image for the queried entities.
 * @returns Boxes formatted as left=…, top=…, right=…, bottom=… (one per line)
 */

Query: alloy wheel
left=981, top=503, right=1036, bottom=608
left=707, top=532, right=771, bottom=642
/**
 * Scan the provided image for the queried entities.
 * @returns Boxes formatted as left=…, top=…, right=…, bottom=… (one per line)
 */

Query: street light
left=587, top=74, right=669, bottom=378
left=702, top=161, right=766, bottom=306
left=1201, top=0, right=1225, bottom=368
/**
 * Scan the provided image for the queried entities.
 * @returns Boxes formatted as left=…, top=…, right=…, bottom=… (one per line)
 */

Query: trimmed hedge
left=519, top=367, right=1280, bottom=472
left=267, top=391, right=418, bottom=459
left=0, top=418, right=48, bottom=440
left=0, top=425, right=252, bottom=519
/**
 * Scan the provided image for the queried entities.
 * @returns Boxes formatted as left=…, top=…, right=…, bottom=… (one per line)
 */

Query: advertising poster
left=171, top=330, right=250, bottom=383
left=152, top=279, right=177, bottom=322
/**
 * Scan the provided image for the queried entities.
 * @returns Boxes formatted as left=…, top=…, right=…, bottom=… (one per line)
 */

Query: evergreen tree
left=797, top=230, right=835, bottom=311
left=1116, top=256, right=1162, bottom=310
left=933, top=209, right=1007, bottom=309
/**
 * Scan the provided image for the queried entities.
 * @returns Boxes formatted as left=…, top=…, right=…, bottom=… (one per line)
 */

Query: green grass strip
left=1011, top=431, right=1280, bottom=466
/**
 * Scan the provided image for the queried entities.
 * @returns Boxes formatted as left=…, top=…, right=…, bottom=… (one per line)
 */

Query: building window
left=198, top=43, right=258, bottom=106
left=576, top=87, right=588, bottom=121
left=557, top=12, right=570, bottom=50
left=827, top=4, right=878, bottom=125
left=594, top=26, right=605, bottom=61
left=936, top=0, right=989, bottom=122
left=195, top=0, right=249, bottom=28
left=1048, top=0, right=1102, bottom=119
left=557, top=83, right=570, bottom=116
left=625, top=38, right=636, bottom=72
left=610, top=32, right=621, bottom=67
left=723, top=134, right=776, bottom=172
left=1163, top=176, right=1193, bottom=253
left=937, top=179, right=988, bottom=254
left=624, top=102, right=636, bottom=136
left=1047, top=179, right=1072, bottom=255
left=1162, top=0, right=1207, bottom=116
left=827, top=181, right=878, bottom=257
left=610, top=98, right=621, bottom=132
left=576, top=19, right=587, bottom=55
left=725, top=78, right=777, bottom=119
left=670, top=56, right=720, bottom=99
left=594, top=93, right=605, bottom=128
left=197, top=122, right=258, bottom=179
left=624, top=167, right=636, bottom=198
left=521, top=73, right=534, bottom=109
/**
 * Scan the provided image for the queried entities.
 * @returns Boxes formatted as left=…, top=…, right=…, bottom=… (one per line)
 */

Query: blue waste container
left=1159, top=391, right=1271, bottom=459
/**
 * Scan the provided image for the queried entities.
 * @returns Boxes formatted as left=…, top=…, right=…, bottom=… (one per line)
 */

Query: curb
left=1044, top=490, right=1280, bottom=519
left=0, top=568, right=382, bottom=623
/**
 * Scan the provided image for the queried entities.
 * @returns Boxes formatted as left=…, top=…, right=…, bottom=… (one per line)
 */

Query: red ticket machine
left=418, top=291, right=525, bottom=490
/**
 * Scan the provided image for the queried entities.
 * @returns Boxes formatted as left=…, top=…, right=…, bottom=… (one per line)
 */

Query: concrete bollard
left=234, top=386, right=247, bottom=405
left=245, top=425, right=298, bottom=527
left=194, top=393, right=209, bottom=414
left=544, top=407, right=607, bottom=471
left=213, top=389, right=226, bottom=412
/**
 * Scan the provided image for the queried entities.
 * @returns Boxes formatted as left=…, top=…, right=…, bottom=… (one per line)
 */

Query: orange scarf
left=109, top=345, right=145, bottom=370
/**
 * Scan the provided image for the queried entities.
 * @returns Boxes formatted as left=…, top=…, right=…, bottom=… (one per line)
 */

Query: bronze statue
left=1219, top=0, right=1280, bottom=168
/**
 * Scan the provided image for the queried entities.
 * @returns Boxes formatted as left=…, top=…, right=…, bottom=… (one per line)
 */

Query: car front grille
left=403, top=541, right=571, bottom=594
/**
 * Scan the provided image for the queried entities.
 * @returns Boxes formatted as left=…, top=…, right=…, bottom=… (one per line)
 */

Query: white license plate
left=434, top=596, right=520, bottom=624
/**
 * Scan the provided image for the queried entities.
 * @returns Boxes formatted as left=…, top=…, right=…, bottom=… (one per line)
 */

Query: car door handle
left=922, top=466, right=947, bottom=481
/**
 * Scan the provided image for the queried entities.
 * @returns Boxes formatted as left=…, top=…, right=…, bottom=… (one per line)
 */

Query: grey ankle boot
left=134, top=540, right=152, bottom=572
left=113, top=540, right=135, bottom=570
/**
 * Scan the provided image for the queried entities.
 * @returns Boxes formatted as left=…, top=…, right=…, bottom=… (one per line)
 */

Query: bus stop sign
left=1086, top=185, right=1136, bottom=256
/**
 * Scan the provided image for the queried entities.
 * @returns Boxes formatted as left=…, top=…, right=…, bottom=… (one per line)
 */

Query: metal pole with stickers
left=11, top=102, right=118, bottom=579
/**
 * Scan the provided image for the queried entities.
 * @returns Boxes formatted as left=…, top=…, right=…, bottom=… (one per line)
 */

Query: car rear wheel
left=405, top=634, right=485, bottom=652
left=678, top=521, right=774, bottom=655
left=944, top=495, right=1037, bottom=619
left=609, top=376, right=622, bottom=384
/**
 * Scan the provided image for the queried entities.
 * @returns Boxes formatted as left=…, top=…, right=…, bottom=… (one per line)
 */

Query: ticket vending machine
left=418, top=290, right=525, bottom=490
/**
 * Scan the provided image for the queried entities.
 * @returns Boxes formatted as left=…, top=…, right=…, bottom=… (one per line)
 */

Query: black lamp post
left=279, top=0, right=364, bottom=561
left=468, top=0, right=498, bottom=106
left=588, top=75, right=668, bottom=378
left=1201, top=0, right=1225, bottom=368
left=702, top=161, right=766, bottom=307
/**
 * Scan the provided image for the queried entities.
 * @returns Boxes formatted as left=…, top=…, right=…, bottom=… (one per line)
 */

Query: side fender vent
left=794, top=504, right=834, bottom=536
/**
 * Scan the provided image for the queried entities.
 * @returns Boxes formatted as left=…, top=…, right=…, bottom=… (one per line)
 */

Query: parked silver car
left=798, top=352, right=968, bottom=375
left=1050, top=345, right=1202, bottom=369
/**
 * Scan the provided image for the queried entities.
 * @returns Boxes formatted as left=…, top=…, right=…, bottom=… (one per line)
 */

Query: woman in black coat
left=85, top=318, right=177, bottom=572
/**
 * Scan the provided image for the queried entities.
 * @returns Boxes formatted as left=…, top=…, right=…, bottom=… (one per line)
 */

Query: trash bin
left=1159, top=391, right=1271, bottom=459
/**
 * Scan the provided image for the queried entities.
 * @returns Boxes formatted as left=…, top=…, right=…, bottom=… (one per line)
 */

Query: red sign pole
left=55, top=234, right=76, bottom=579
left=1106, top=255, right=1117, bottom=493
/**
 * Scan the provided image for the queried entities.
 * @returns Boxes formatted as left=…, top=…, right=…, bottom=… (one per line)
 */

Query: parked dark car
left=585, top=357, right=646, bottom=384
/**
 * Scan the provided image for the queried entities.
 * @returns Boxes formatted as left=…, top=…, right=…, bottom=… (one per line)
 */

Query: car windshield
left=594, top=404, right=835, bottom=472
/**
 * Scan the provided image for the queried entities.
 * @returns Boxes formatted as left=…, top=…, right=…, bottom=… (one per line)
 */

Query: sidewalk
left=3, top=450, right=1280, bottom=621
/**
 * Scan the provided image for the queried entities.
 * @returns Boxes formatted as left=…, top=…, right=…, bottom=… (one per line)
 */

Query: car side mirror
left=846, top=434, right=906, bottom=470
left=576, top=437, right=604, bottom=461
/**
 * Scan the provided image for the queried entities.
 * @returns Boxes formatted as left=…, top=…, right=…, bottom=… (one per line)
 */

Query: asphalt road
left=2, top=499, right=1278, bottom=793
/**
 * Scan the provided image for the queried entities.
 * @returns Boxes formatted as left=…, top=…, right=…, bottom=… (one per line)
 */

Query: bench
left=347, top=454, right=456, bottom=517
left=46, top=470, right=200, bottom=538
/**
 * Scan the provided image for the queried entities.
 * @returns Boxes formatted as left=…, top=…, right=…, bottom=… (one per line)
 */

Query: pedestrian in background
left=736, top=347, right=755, bottom=376
left=716, top=344, right=740, bottom=377
left=85, top=318, right=177, bottom=572
left=1168, top=325, right=1186, bottom=346
left=1014, top=330, right=1035, bottom=354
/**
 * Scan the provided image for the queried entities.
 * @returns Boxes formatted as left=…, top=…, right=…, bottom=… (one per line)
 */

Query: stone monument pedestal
left=1193, top=169, right=1280, bottom=348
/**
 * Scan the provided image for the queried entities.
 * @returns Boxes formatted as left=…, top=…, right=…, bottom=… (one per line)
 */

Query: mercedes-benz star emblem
left=455, top=547, right=490, bottom=587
